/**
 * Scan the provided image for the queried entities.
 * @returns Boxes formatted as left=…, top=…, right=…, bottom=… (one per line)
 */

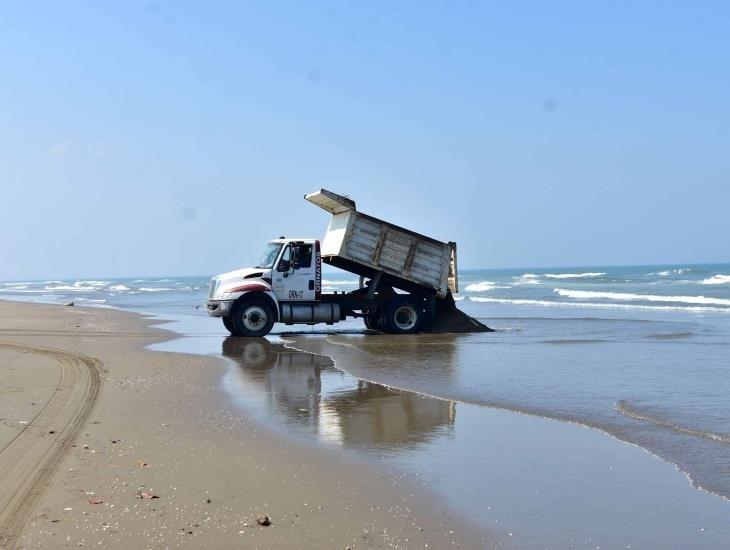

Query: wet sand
left=0, top=300, right=492, bottom=549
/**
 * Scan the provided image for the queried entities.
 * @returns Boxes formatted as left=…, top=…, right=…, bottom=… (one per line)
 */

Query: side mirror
left=277, top=259, right=291, bottom=272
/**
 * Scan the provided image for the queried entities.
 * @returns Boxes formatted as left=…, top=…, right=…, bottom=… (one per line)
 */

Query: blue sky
left=1, top=1, right=728, bottom=279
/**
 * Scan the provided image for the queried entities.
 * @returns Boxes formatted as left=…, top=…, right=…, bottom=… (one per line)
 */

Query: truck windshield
left=256, top=243, right=283, bottom=269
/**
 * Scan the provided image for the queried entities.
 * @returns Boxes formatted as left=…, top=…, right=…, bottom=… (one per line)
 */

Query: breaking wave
left=44, top=284, right=101, bottom=292
left=469, top=296, right=729, bottom=312
left=513, top=274, right=541, bottom=285
left=702, top=274, right=730, bottom=285
left=138, top=287, right=188, bottom=292
left=464, top=281, right=496, bottom=292
left=109, top=284, right=131, bottom=291
left=554, top=288, right=730, bottom=307
left=615, top=400, right=730, bottom=444
left=543, top=272, right=606, bottom=279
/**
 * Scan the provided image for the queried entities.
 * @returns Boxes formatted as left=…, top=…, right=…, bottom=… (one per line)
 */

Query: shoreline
left=0, top=300, right=494, bottom=549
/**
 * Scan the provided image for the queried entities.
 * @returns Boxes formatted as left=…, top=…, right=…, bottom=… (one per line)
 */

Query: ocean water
left=3, top=263, right=730, bottom=546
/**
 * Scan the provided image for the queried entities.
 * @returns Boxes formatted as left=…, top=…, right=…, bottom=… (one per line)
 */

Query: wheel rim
left=393, top=305, right=418, bottom=331
left=242, top=305, right=268, bottom=332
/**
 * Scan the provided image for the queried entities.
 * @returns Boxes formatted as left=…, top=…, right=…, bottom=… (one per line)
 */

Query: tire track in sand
left=0, top=343, right=102, bottom=550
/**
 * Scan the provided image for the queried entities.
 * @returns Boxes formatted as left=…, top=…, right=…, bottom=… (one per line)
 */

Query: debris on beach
left=137, top=491, right=159, bottom=500
left=256, top=515, right=271, bottom=526
left=65, top=301, right=74, bottom=307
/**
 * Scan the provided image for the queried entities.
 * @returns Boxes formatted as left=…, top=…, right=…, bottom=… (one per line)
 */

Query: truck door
left=272, top=243, right=317, bottom=301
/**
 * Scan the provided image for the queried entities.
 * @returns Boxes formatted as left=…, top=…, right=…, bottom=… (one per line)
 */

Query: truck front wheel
left=384, top=297, right=424, bottom=334
left=231, top=296, right=275, bottom=337
left=222, top=316, right=235, bottom=334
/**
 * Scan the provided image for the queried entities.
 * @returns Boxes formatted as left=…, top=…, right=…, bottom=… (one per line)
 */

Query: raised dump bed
left=305, top=189, right=458, bottom=298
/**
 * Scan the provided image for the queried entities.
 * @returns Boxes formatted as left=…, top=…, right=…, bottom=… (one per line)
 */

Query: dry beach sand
left=0, top=300, right=493, bottom=549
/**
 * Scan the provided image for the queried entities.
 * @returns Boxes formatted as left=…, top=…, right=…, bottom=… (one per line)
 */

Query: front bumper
left=207, top=300, right=233, bottom=317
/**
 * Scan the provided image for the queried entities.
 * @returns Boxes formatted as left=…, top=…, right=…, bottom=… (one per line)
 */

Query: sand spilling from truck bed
left=0, top=300, right=491, bottom=549
left=426, top=294, right=493, bottom=333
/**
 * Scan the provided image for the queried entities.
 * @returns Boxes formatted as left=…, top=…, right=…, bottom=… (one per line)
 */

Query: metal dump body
left=305, top=189, right=458, bottom=298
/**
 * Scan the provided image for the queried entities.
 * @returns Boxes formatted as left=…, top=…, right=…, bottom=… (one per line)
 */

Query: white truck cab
left=208, top=238, right=334, bottom=336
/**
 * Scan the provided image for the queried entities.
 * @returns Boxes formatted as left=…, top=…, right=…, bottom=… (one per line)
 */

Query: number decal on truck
left=289, top=290, right=304, bottom=299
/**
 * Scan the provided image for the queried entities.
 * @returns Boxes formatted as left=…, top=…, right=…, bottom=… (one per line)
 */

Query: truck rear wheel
left=384, top=297, right=424, bottom=334
left=231, top=296, right=275, bottom=337
left=363, top=312, right=381, bottom=330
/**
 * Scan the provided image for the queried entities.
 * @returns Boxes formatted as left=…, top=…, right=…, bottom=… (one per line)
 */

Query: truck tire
left=222, top=316, right=235, bottom=334
left=363, top=312, right=380, bottom=330
left=384, top=297, right=424, bottom=334
left=230, top=296, right=275, bottom=337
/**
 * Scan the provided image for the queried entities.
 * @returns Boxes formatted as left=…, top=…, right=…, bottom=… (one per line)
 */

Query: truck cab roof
left=268, top=238, right=317, bottom=244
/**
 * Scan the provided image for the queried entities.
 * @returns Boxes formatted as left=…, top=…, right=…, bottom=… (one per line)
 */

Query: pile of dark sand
left=426, top=294, right=493, bottom=333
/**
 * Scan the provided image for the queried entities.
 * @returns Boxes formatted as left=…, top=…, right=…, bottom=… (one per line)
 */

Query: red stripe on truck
left=227, top=282, right=270, bottom=294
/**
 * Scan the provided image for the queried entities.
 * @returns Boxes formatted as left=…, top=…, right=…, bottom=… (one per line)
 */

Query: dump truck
left=207, top=189, right=488, bottom=337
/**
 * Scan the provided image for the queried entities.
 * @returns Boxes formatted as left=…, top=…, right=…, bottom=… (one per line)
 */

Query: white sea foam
left=701, top=274, right=730, bottom=285
left=514, top=274, right=541, bottom=285
left=543, top=272, right=606, bottom=279
left=138, top=287, right=174, bottom=292
left=469, top=296, right=729, bottom=312
left=109, top=284, right=130, bottom=291
left=44, top=285, right=101, bottom=292
left=554, top=288, right=730, bottom=307
left=656, top=268, right=691, bottom=277
left=137, top=287, right=192, bottom=292
left=464, top=281, right=496, bottom=292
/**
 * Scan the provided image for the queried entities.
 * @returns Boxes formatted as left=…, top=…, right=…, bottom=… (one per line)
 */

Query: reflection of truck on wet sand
left=222, top=337, right=457, bottom=449
left=207, top=189, right=489, bottom=337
